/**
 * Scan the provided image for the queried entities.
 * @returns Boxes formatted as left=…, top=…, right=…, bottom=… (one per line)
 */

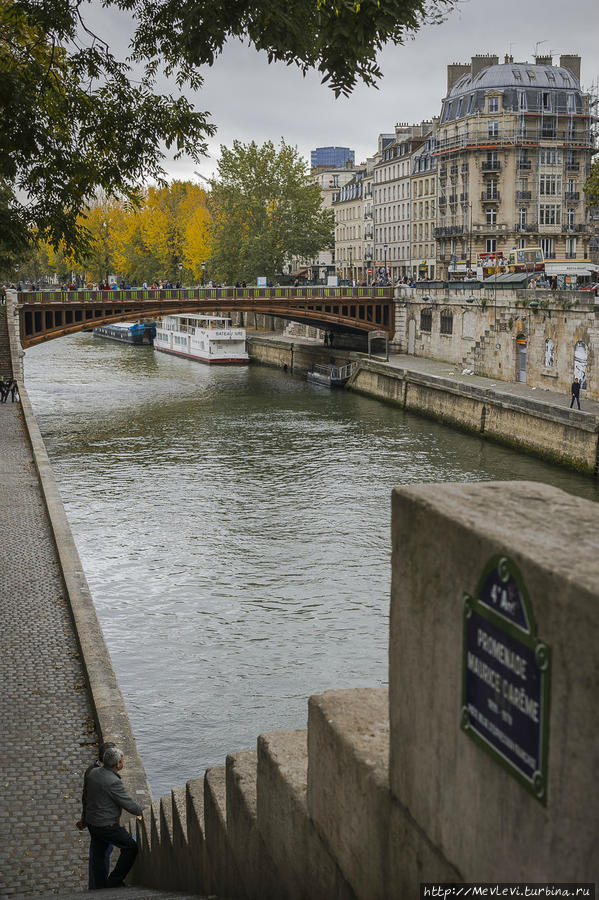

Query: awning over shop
left=483, top=272, right=530, bottom=284
left=545, top=262, right=596, bottom=276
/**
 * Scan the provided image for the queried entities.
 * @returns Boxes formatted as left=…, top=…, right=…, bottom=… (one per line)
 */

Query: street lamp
left=349, top=246, right=353, bottom=286
left=383, top=244, right=388, bottom=284
left=201, top=261, right=206, bottom=287
left=178, top=261, right=183, bottom=288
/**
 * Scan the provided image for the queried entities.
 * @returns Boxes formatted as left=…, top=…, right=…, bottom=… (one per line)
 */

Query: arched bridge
left=16, top=287, right=395, bottom=348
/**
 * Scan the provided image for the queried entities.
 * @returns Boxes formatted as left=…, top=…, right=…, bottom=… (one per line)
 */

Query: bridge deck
left=16, top=288, right=395, bottom=348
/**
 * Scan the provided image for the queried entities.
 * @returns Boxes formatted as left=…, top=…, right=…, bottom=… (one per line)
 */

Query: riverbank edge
left=247, top=334, right=599, bottom=476
left=7, top=292, right=152, bottom=808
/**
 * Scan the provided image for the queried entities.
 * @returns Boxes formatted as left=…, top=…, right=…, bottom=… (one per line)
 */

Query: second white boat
left=154, top=313, right=249, bottom=365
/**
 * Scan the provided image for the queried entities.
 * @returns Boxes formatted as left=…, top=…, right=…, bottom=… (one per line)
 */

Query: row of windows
left=420, top=309, right=454, bottom=334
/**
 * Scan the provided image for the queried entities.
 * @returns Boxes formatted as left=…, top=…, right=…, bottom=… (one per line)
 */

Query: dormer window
left=467, top=94, right=474, bottom=113
left=560, top=72, right=571, bottom=85
left=546, top=70, right=556, bottom=83
left=527, top=70, right=536, bottom=80
left=513, top=69, right=523, bottom=81
left=542, top=92, right=551, bottom=111
left=489, top=96, right=499, bottom=113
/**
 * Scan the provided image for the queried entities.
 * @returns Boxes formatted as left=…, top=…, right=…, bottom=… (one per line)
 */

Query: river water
left=24, top=334, right=598, bottom=797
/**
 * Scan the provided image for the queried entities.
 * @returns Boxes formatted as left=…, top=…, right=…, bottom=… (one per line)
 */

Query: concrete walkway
left=0, top=397, right=99, bottom=896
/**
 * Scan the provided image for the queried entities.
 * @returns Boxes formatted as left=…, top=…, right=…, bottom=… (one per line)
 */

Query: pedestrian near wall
left=570, top=377, right=581, bottom=410
left=77, top=741, right=117, bottom=888
left=84, top=746, right=145, bottom=889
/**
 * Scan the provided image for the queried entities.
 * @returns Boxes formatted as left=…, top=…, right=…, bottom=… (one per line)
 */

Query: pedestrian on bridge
left=84, top=746, right=145, bottom=889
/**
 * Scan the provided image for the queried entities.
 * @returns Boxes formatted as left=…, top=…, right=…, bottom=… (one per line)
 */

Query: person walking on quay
left=7, top=378, right=19, bottom=403
left=570, top=377, right=581, bottom=410
left=0, top=377, right=8, bottom=403
left=84, top=746, right=145, bottom=889
left=77, top=741, right=117, bottom=888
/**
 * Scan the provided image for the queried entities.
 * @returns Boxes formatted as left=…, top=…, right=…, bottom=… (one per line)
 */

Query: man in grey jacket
left=85, top=746, right=145, bottom=889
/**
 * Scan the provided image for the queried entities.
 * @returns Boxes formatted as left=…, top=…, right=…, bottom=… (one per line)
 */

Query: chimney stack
left=447, top=63, right=470, bottom=92
left=535, top=55, right=552, bottom=66
left=559, top=54, right=581, bottom=81
left=471, top=54, right=499, bottom=78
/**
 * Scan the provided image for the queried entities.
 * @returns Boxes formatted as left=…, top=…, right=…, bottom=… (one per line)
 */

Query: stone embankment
left=131, top=481, right=599, bottom=895
left=247, top=334, right=599, bottom=474
left=1, top=294, right=151, bottom=896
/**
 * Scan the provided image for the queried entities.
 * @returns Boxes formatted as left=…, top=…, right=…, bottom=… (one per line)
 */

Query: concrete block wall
left=130, top=482, right=598, bottom=895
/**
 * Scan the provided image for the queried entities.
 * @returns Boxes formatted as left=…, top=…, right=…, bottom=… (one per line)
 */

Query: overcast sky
left=89, top=0, right=599, bottom=181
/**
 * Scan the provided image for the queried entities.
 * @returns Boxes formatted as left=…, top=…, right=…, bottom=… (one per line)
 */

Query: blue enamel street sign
left=461, top=556, right=551, bottom=803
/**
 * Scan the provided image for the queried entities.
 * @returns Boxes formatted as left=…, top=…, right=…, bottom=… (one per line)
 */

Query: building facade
left=410, top=128, right=438, bottom=279
left=333, top=167, right=367, bottom=283
left=373, top=124, right=432, bottom=282
left=434, top=53, right=595, bottom=280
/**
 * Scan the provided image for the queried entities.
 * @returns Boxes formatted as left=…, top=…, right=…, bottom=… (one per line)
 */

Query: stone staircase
left=130, top=687, right=456, bottom=899
left=0, top=306, right=13, bottom=378
left=460, top=309, right=512, bottom=375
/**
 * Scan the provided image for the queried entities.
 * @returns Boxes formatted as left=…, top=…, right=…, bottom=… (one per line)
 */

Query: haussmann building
left=433, top=53, right=596, bottom=285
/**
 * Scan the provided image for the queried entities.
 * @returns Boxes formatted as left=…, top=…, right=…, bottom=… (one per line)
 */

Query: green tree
left=2, top=0, right=457, bottom=264
left=584, top=158, right=599, bottom=211
left=208, top=140, right=334, bottom=283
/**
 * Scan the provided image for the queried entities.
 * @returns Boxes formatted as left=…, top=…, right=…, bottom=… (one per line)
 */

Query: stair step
left=307, top=688, right=390, bottom=900
left=204, top=765, right=244, bottom=897
left=257, top=729, right=355, bottom=900
left=226, top=747, right=285, bottom=900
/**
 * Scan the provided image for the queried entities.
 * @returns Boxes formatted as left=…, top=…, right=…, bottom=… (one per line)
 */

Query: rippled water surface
left=25, top=334, right=598, bottom=796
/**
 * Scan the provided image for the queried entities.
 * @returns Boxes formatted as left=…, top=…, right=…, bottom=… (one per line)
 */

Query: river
left=24, top=334, right=598, bottom=797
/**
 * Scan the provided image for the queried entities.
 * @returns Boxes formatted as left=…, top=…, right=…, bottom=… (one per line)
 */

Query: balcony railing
left=565, top=253, right=577, bottom=259
left=481, top=192, right=500, bottom=202
left=434, top=225, right=464, bottom=237
left=514, top=223, right=538, bottom=232
left=565, top=191, right=580, bottom=201
left=482, top=160, right=501, bottom=171
left=516, top=191, right=532, bottom=200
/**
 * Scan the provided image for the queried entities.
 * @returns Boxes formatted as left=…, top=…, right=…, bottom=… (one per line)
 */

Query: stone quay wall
left=392, top=286, right=599, bottom=400
left=130, top=481, right=599, bottom=895
left=247, top=337, right=599, bottom=474
left=6, top=291, right=151, bottom=810
left=347, top=359, right=599, bottom=474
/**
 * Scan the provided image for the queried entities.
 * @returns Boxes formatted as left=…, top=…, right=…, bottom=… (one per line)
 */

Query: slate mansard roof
left=441, top=62, right=584, bottom=122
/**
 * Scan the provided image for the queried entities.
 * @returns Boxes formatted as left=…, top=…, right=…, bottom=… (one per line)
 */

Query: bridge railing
left=17, top=286, right=394, bottom=304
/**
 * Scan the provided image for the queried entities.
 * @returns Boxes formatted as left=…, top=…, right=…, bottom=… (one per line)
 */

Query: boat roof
left=105, top=321, right=138, bottom=328
left=162, top=314, right=232, bottom=323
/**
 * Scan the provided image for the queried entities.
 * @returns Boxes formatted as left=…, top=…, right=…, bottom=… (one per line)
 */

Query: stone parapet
left=390, top=481, right=599, bottom=882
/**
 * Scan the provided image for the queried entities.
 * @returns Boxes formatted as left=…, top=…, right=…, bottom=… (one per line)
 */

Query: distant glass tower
left=311, top=146, right=355, bottom=169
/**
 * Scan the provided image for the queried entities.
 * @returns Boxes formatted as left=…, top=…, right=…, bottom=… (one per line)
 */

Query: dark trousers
left=89, top=839, right=112, bottom=889
left=570, top=395, right=581, bottom=409
left=87, top=823, right=137, bottom=889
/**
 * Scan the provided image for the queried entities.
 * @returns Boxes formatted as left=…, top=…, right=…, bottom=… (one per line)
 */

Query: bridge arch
left=17, top=288, right=395, bottom=349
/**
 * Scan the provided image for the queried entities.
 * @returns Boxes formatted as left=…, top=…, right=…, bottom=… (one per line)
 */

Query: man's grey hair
left=103, top=747, right=124, bottom=769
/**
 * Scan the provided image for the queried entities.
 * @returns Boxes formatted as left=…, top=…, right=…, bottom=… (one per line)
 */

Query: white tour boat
left=153, top=313, right=249, bottom=365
